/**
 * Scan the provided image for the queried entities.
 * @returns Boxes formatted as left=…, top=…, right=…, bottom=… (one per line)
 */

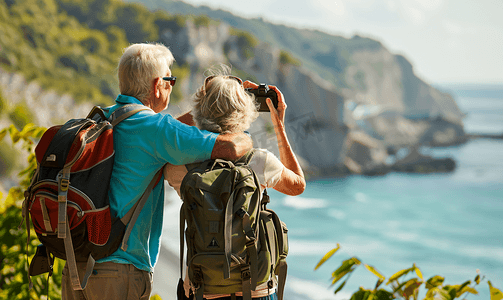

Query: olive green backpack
left=178, top=151, right=288, bottom=300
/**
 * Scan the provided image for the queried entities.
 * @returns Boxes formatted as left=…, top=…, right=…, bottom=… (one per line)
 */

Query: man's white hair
left=118, top=43, right=175, bottom=102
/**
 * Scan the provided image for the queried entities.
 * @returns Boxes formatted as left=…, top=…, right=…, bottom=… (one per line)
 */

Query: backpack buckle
left=240, top=265, right=251, bottom=281
left=261, top=193, right=270, bottom=205
left=236, top=208, right=247, bottom=219
left=57, top=171, right=70, bottom=193
left=59, top=178, right=70, bottom=192
left=193, top=268, right=203, bottom=283
left=245, top=239, right=256, bottom=248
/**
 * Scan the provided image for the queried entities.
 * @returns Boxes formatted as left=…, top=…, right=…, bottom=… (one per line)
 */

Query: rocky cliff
left=160, top=22, right=465, bottom=176
left=0, top=11, right=466, bottom=178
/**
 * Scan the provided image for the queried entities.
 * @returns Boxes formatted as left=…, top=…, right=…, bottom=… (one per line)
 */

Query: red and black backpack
left=22, top=104, right=160, bottom=290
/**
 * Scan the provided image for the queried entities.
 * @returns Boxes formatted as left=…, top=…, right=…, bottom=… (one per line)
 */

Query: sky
left=180, top=0, right=503, bottom=85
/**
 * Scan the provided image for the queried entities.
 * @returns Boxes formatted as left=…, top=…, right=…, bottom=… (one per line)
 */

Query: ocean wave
left=288, top=240, right=339, bottom=256
left=283, top=195, right=328, bottom=209
left=286, top=277, right=352, bottom=300
left=328, top=209, right=346, bottom=220
left=354, top=192, right=368, bottom=203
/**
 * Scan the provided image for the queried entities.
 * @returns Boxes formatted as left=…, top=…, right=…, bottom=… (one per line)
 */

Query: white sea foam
left=328, top=209, right=346, bottom=220
left=354, top=192, right=368, bottom=203
left=283, top=196, right=328, bottom=209
left=288, top=240, right=339, bottom=256
left=287, top=277, right=352, bottom=300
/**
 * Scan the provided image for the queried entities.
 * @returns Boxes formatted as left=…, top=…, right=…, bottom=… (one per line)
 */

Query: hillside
left=0, top=0, right=466, bottom=181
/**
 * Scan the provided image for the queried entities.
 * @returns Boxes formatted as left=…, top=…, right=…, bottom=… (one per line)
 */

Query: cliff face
left=1, top=17, right=466, bottom=177
left=161, top=22, right=465, bottom=175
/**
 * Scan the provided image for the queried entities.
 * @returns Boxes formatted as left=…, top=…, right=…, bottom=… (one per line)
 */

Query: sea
left=162, top=84, right=503, bottom=300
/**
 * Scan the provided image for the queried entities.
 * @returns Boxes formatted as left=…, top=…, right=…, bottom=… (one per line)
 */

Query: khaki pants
left=62, top=261, right=153, bottom=300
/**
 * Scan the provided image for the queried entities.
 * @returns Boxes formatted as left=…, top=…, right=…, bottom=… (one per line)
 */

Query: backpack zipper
left=31, top=180, right=96, bottom=210
left=33, top=191, right=84, bottom=217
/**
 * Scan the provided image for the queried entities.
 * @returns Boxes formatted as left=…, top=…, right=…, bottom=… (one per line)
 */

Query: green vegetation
left=229, top=28, right=259, bottom=60
left=0, top=142, right=18, bottom=176
left=0, top=88, right=5, bottom=116
left=0, top=123, right=66, bottom=300
left=279, top=50, right=301, bottom=67
left=192, top=14, right=218, bottom=28
left=315, top=244, right=503, bottom=300
left=0, top=0, right=192, bottom=105
left=169, top=62, right=191, bottom=104
left=8, top=103, right=35, bottom=130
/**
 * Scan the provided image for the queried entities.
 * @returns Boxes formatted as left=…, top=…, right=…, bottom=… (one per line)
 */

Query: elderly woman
left=164, top=73, right=306, bottom=300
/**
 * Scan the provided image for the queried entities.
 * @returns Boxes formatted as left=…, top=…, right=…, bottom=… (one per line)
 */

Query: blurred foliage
left=0, top=123, right=67, bottom=300
left=315, top=244, right=503, bottom=300
left=0, top=141, right=18, bottom=177
left=1, top=0, right=299, bottom=108
left=0, top=88, right=5, bottom=116
left=228, top=28, right=259, bottom=60
left=8, top=103, right=35, bottom=130
left=0, top=0, right=192, bottom=105
left=169, top=62, right=190, bottom=104
left=192, top=14, right=216, bottom=28
left=279, top=50, right=301, bottom=67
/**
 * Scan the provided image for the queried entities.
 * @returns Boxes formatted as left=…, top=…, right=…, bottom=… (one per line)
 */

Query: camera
left=245, top=84, right=278, bottom=112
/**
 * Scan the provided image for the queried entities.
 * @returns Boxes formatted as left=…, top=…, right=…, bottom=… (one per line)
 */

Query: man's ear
left=153, top=77, right=162, bottom=98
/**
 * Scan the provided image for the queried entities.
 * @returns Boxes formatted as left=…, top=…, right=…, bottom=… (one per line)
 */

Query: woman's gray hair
left=118, top=43, right=175, bottom=102
left=192, top=71, right=259, bottom=134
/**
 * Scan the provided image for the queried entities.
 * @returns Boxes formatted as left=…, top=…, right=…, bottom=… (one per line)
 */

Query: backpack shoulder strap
left=108, top=104, right=152, bottom=126
left=120, top=169, right=163, bottom=251
left=234, top=149, right=255, bottom=166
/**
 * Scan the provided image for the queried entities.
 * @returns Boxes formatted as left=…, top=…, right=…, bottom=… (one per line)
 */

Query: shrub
left=8, top=103, right=35, bottom=131
left=279, top=50, right=301, bottom=67
left=315, top=244, right=503, bottom=300
left=0, top=123, right=67, bottom=300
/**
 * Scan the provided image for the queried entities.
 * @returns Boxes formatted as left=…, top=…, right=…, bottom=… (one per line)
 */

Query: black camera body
left=245, top=84, right=278, bottom=112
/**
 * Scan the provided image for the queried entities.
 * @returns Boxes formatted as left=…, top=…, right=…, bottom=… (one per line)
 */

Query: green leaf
left=402, top=278, right=422, bottom=299
left=443, top=285, right=459, bottom=300
left=334, top=279, right=347, bottom=295
left=426, top=287, right=440, bottom=299
left=474, top=275, right=480, bottom=285
left=387, top=265, right=415, bottom=285
left=459, top=286, right=478, bottom=296
left=19, top=123, right=37, bottom=139
left=414, top=264, right=424, bottom=280
left=375, top=289, right=394, bottom=300
left=457, top=280, right=471, bottom=295
left=489, top=281, right=503, bottom=300
left=426, top=275, right=445, bottom=289
left=351, top=288, right=372, bottom=300
left=33, top=126, right=47, bottom=139
left=365, top=264, right=385, bottom=281
left=0, top=128, right=7, bottom=141
left=314, top=244, right=340, bottom=270
left=375, top=279, right=384, bottom=290
left=331, top=257, right=360, bottom=284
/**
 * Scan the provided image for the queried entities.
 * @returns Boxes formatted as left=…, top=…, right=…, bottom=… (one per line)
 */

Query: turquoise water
left=270, top=85, right=503, bottom=300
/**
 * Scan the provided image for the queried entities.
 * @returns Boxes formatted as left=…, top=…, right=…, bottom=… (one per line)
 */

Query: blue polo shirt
left=97, top=95, right=217, bottom=272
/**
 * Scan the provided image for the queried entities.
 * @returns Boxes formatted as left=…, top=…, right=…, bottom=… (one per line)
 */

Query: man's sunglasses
left=162, top=76, right=177, bottom=86
left=203, top=75, right=243, bottom=94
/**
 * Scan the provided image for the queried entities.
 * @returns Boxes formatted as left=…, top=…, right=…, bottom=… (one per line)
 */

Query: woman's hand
left=244, top=81, right=305, bottom=196
left=243, top=80, right=287, bottom=127
left=266, top=85, right=286, bottom=127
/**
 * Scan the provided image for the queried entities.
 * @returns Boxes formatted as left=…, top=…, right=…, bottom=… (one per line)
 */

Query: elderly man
left=61, top=43, right=252, bottom=300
